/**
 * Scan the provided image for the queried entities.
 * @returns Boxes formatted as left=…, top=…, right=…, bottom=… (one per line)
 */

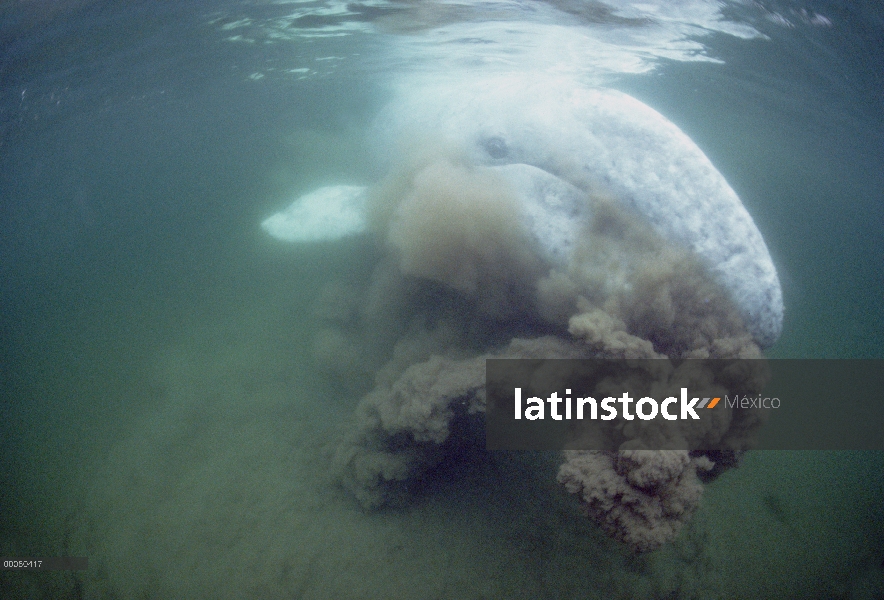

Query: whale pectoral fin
left=261, top=185, right=368, bottom=242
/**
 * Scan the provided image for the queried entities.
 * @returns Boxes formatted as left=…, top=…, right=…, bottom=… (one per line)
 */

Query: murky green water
left=1, top=1, right=882, bottom=598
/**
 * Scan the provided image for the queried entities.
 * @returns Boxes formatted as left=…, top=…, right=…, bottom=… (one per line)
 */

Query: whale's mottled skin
left=264, top=75, right=783, bottom=347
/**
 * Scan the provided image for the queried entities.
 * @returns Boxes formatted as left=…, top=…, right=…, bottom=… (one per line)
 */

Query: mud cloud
left=268, top=74, right=783, bottom=551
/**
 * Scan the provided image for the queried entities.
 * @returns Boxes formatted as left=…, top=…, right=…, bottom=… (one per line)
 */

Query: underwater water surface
left=1, top=1, right=883, bottom=598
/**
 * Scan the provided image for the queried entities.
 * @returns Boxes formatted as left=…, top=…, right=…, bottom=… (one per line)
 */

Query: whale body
left=263, top=75, right=783, bottom=347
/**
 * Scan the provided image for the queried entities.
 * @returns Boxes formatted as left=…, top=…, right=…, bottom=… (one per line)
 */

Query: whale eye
left=482, top=136, right=508, bottom=159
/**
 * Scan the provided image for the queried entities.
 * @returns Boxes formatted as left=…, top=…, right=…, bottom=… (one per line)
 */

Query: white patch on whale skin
left=261, top=185, right=367, bottom=242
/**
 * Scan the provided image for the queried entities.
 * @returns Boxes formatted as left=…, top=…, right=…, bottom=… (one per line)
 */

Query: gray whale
left=264, top=75, right=783, bottom=347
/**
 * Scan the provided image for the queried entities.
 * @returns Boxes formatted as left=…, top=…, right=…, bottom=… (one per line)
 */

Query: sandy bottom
left=3, top=265, right=883, bottom=600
